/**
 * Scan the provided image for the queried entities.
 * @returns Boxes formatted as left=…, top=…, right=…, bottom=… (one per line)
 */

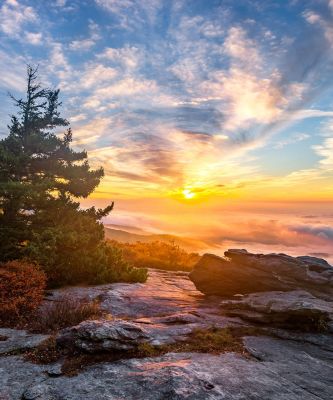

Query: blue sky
left=1, top=0, right=333, bottom=258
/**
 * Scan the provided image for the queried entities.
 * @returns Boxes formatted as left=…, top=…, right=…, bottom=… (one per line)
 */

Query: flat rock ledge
left=18, top=336, right=333, bottom=400
left=0, top=328, right=49, bottom=355
left=220, top=290, right=333, bottom=332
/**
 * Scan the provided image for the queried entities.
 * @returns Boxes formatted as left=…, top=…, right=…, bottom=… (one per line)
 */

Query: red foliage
left=0, top=260, right=46, bottom=324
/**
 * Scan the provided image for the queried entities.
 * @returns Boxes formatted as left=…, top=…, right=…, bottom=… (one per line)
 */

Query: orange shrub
left=108, top=240, right=201, bottom=272
left=0, top=260, right=46, bottom=324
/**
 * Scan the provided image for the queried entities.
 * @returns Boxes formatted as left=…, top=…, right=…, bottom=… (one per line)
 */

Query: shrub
left=30, top=296, right=101, bottom=333
left=89, top=243, right=148, bottom=285
left=30, top=235, right=148, bottom=288
left=0, top=260, right=46, bottom=324
left=108, top=240, right=200, bottom=272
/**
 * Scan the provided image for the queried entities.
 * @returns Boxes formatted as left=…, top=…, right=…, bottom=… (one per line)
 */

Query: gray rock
left=49, top=269, right=242, bottom=348
left=189, top=250, right=333, bottom=298
left=135, top=312, right=202, bottom=325
left=99, top=269, right=206, bottom=318
left=43, top=362, right=63, bottom=377
left=23, top=336, right=333, bottom=399
left=296, top=256, right=332, bottom=272
left=0, top=356, right=46, bottom=400
left=269, top=329, right=333, bottom=352
left=243, top=336, right=333, bottom=398
left=0, top=329, right=49, bottom=355
left=57, top=319, right=151, bottom=352
left=220, top=290, right=333, bottom=331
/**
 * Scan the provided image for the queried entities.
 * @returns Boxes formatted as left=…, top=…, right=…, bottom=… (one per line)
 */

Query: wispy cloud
left=0, top=49, right=26, bottom=91
left=25, top=31, right=42, bottom=45
left=97, top=45, right=143, bottom=71
left=95, top=0, right=162, bottom=29
left=313, top=119, right=333, bottom=170
left=69, top=21, right=101, bottom=51
left=273, top=132, right=310, bottom=149
left=0, top=0, right=37, bottom=37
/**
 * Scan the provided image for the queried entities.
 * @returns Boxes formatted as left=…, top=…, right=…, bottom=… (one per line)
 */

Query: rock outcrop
left=57, top=319, right=151, bottom=352
left=189, top=249, right=333, bottom=298
left=1, top=268, right=333, bottom=400
left=220, top=290, right=333, bottom=331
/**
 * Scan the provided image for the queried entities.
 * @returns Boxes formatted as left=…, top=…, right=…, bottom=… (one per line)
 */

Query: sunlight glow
left=182, top=189, right=196, bottom=199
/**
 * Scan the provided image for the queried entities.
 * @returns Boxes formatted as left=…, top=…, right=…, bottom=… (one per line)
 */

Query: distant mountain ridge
left=104, top=224, right=212, bottom=252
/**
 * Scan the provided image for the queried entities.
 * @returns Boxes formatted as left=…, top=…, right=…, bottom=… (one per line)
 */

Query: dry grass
left=25, top=336, right=62, bottom=364
left=164, top=327, right=246, bottom=354
left=136, top=326, right=265, bottom=357
left=29, top=296, right=102, bottom=333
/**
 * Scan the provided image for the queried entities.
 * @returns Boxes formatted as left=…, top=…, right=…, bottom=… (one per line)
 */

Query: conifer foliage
left=0, top=66, right=147, bottom=286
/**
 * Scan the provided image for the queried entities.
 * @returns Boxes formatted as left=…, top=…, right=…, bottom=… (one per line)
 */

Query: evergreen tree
left=0, top=66, right=127, bottom=284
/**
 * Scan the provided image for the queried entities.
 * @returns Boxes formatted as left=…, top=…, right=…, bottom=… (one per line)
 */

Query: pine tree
left=0, top=66, right=124, bottom=285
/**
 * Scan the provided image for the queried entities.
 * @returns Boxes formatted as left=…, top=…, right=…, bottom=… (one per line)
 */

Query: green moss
left=136, top=342, right=161, bottom=357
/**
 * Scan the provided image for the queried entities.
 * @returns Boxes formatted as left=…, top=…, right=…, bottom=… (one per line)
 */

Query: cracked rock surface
left=20, top=338, right=333, bottom=400
left=0, top=329, right=49, bottom=355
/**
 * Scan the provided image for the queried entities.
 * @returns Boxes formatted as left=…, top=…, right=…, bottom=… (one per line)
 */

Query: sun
left=182, top=189, right=195, bottom=199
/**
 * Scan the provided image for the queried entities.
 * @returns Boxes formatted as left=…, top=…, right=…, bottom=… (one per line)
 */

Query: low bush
left=29, top=235, right=148, bottom=288
left=90, top=243, right=148, bottom=285
left=108, top=240, right=200, bottom=272
left=30, top=296, right=102, bottom=333
left=0, top=260, right=46, bottom=325
left=26, top=206, right=148, bottom=288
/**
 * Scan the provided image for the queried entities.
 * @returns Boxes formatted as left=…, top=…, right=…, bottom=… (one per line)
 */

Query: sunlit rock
left=189, top=249, right=333, bottom=298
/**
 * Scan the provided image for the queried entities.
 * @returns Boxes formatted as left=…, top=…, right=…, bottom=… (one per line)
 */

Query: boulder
left=189, top=249, right=333, bottom=298
left=57, top=319, right=151, bottom=352
left=220, top=290, right=333, bottom=331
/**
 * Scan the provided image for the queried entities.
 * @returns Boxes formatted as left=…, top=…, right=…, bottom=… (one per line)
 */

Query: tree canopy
left=0, top=66, right=146, bottom=286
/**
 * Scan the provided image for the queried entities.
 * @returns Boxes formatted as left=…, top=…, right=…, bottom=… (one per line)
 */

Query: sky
left=0, top=0, right=333, bottom=261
